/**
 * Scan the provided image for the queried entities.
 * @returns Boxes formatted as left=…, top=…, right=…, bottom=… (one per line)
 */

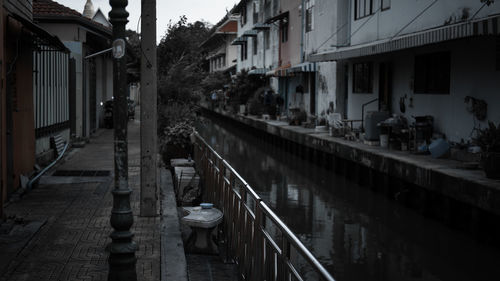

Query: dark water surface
left=196, top=116, right=500, bottom=281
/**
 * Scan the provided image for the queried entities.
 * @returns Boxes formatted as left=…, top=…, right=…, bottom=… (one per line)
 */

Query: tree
left=157, top=16, right=211, bottom=108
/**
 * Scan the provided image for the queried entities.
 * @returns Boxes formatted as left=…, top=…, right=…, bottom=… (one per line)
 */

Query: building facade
left=311, top=0, right=500, bottom=142
left=34, top=0, right=114, bottom=140
left=201, top=15, right=239, bottom=74
left=1, top=0, right=68, bottom=217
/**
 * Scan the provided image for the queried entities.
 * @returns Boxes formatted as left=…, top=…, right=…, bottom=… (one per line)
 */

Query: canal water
left=196, top=116, right=500, bottom=281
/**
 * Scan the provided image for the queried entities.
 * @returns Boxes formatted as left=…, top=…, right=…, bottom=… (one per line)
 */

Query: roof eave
left=34, top=15, right=112, bottom=38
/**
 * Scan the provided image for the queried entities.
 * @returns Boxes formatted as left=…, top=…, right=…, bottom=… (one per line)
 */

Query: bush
left=159, top=121, right=194, bottom=166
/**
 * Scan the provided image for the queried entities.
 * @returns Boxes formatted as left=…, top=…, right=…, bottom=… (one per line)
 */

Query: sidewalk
left=0, top=116, right=182, bottom=281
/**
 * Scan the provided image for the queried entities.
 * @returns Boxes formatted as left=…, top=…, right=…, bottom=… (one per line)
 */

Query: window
left=281, top=20, right=288, bottom=43
left=240, top=42, right=248, bottom=61
left=241, top=6, right=247, bottom=26
left=354, top=0, right=373, bottom=20
left=253, top=37, right=258, bottom=55
left=352, top=62, right=373, bottom=93
left=381, top=0, right=390, bottom=10
left=414, top=52, right=450, bottom=94
left=305, top=0, right=314, bottom=32
left=265, top=30, right=270, bottom=49
left=253, top=2, right=259, bottom=24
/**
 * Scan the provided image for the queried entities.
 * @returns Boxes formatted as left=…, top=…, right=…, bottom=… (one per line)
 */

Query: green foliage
left=157, top=16, right=210, bottom=107
left=475, top=121, right=500, bottom=152
left=200, top=71, right=231, bottom=96
left=227, top=70, right=266, bottom=111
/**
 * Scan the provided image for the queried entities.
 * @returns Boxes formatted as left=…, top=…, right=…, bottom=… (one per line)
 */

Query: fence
left=193, top=133, right=335, bottom=281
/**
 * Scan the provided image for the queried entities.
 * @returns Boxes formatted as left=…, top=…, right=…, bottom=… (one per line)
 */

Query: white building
left=201, top=15, right=239, bottom=74
left=311, top=0, right=500, bottom=142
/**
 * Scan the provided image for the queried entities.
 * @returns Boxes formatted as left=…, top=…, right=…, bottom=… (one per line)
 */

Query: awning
left=11, top=14, right=68, bottom=52
left=271, top=64, right=292, bottom=77
left=310, top=14, right=500, bottom=62
left=242, top=30, right=258, bottom=37
left=248, top=68, right=267, bottom=75
left=288, top=62, right=317, bottom=73
left=231, top=36, right=248, bottom=45
left=265, top=11, right=289, bottom=24
left=253, top=23, right=271, bottom=30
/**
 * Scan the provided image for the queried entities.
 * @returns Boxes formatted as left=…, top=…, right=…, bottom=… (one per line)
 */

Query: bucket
left=380, top=134, right=389, bottom=148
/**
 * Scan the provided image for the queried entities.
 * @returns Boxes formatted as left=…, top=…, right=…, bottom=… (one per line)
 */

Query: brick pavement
left=0, top=118, right=161, bottom=281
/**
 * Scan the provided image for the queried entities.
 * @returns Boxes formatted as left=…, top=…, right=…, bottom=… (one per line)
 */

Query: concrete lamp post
left=108, top=0, right=137, bottom=280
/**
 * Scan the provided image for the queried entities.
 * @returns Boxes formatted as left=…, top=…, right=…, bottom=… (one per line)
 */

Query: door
left=378, top=62, right=392, bottom=112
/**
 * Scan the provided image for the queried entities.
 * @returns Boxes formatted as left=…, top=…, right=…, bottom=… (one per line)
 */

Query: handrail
left=193, top=132, right=335, bottom=281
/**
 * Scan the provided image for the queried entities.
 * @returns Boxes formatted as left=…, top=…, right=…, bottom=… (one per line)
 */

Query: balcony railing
left=193, top=133, right=335, bottom=281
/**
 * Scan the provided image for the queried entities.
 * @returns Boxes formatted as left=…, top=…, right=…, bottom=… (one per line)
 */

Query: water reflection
left=196, top=116, right=500, bottom=281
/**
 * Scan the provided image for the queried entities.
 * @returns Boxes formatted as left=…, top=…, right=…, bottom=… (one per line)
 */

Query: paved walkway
left=0, top=118, right=161, bottom=281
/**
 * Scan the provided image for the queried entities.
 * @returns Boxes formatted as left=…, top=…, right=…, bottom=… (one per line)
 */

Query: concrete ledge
left=202, top=107, right=500, bottom=216
left=160, top=167, right=188, bottom=281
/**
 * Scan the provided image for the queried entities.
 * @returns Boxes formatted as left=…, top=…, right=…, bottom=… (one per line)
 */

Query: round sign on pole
left=112, top=39, right=126, bottom=59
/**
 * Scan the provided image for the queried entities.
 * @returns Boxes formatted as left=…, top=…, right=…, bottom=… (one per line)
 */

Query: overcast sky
left=56, top=0, right=240, bottom=41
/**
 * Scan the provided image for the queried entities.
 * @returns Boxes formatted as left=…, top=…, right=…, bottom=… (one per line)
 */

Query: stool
left=181, top=207, right=223, bottom=254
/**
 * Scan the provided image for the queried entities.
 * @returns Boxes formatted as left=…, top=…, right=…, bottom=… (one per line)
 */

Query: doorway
left=309, top=72, right=316, bottom=115
left=378, top=62, right=392, bottom=112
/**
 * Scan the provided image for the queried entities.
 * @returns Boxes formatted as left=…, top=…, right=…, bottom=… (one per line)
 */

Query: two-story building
left=311, top=0, right=500, bottom=143
left=201, top=15, right=239, bottom=74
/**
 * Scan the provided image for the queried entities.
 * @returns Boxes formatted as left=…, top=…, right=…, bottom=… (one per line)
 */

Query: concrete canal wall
left=200, top=107, right=500, bottom=242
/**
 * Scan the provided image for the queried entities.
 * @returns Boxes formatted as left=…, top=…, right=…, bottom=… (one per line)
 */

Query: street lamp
left=108, top=0, right=137, bottom=280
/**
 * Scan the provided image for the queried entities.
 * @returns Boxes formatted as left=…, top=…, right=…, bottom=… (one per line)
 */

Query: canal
left=196, top=115, right=500, bottom=281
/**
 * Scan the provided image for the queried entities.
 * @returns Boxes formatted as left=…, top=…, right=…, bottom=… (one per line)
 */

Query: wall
left=303, top=0, right=338, bottom=55
left=38, top=23, right=85, bottom=43
left=349, top=0, right=500, bottom=46
left=8, top=20, right=35, bottom=190
left=316, top=61, right=336, bottom=116
left=64, top=41, right=84, bottom=138
left=280, top=0, right=301, bottom=67
left=237, top=1, right=254, bottom=72
left=390, top=37, right=500, bottom=142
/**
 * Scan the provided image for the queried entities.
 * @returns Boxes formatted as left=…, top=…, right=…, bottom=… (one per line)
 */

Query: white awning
left=310, top=15, right=500, bottom=62
left=248, top=68, right=267, bottom=75
left=231, top=36, right=248, bottom=45
left=288, top=62, right=317, bottom=73
left=242, top=30, right=258, bottom=37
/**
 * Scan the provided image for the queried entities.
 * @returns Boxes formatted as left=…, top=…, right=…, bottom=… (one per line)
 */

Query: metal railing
left=193, top=132, right=335, bottom=281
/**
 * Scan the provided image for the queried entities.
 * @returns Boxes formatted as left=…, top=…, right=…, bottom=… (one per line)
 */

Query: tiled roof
left=33, top=0, right=111, bottom=34
left=33, top=0, right=82, bottom=17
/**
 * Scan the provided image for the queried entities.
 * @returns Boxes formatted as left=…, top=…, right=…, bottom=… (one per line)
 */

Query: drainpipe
left=300, top=0, right=305, bottom=63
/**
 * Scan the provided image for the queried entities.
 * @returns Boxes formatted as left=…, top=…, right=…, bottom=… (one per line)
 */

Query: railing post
left=253, top=201, right=264, bottom=281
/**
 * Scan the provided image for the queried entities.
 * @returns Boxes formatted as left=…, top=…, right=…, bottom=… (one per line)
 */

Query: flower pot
left=482, top=152, right=500, bottom=179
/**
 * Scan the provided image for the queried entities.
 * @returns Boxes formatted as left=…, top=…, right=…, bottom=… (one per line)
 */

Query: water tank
left=364, top=111, right=390, bottom=141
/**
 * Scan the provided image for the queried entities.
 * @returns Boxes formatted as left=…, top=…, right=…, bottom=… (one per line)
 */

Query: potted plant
left=475, top=121, right=500, bottom=179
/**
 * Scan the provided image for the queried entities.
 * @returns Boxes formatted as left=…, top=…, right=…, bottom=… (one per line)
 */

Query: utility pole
left=140, top=0, right=157, bottom=216
left=108, top=0, right=137, bottom=280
